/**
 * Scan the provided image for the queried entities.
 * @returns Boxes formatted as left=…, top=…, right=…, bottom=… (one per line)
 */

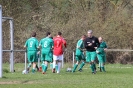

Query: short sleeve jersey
left=76, top=39, right=84, bottom=52
left=99, top=41, right=107, bottom=49
left=96, top=41, right=107, bottom=54
left=24, top=37, right=39, bottom=51
left=53, top=36, right=66, bottom=56
left=39, top=37, right=53, bottom=52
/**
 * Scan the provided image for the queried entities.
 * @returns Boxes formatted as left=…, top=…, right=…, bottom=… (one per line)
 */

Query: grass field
left=0, top=63, right=133, bottom=88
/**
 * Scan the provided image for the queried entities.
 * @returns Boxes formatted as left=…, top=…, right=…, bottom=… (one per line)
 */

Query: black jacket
left=84, top=36, right=100, bottom=52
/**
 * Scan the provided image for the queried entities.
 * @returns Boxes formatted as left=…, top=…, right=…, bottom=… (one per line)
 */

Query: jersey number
left=44, top=41, right=48, bottom=47
left=30, top=41, right=33, bottom=47
left=56, top=41, right=60, bottom=47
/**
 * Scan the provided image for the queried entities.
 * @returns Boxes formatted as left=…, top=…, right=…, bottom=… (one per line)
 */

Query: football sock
left=41, top=63, right=45, bottom=72
left=28, top=63, right=31, bottom=68
left=93, top=63, right=96, bottom=71
left=101, top=66, right=105, bottom=72
left=50, top=63, right=53, bottom=69
left=90, top=64, right=94, bottom=73
left=78, top=62, right=85, bottom=70
left=53, top=61, right=56, bottom=69
left=55, top=64, right=58, bottom=71
left=57, top=62, right=61, bottom=73
left=32, top=68, right=35, bottom=73
left=44, top=65, right=48, bottom=72
left=72, top=64, right=78, bottom=72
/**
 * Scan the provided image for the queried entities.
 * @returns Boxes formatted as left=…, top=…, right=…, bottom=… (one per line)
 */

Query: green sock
left=44, top=65, right=48, bottom=72
left=72, top=64, right=78, bottom=72
left=32, top=68, right=35, bottom=73
left=42, top=63, right=45, bottom=72
left=79, top=62, right=85, bottom=70
left=28, top=63, right=31, bottom=68
left=90, top=64, right=94, bottom=72
left=93, top=64, right=96, bottom=70
left=101, top=67, right=105, bottom=72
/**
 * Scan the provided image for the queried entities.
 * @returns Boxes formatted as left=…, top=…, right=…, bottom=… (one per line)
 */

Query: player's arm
left=24, top=40, right=28, bottom=48
left=63, top=39, right=67, bottom=48
left=51, top=39, right=54, bottom=50
left=94, top=37, right=100, bottom=50
left=104, top=42, right=108, bottom=51
left=77, top=41, right=84, bottom=51
left=84, top=38, right=90, bottom=48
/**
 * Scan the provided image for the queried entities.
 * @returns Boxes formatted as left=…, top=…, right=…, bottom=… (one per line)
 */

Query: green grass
left=0, top=63, right=133, bottom=88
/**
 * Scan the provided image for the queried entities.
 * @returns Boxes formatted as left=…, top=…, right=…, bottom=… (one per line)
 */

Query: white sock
left=57, top=62, right=61, bottom=73
left=53, top=61, right=56, bottom=69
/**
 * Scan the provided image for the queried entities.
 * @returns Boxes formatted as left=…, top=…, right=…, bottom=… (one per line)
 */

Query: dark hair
left=50, top=36, right=53, bottom=39
left=58, top=32, right=62, bottom=35
left=46, top=32, right=51, bottom=36
left=32, top=32, right=36, bottom=37
left=82, top=35, right=87, bottom=38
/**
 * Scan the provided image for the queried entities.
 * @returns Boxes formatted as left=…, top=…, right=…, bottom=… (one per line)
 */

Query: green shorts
left=97, top=54, right=106, bottom=63
left=41, top=51, right=52, bottom=62
left=27, top=51, right=37, bottom=63
left=86, top=51, right=97, bottom=63
left=35, top=53, right=39, bottom=62
left=75, top=53, right=85, bottom=61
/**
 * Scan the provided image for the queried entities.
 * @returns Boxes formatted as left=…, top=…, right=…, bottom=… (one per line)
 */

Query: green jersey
left=24, top=37, right=39, bottom=51
left=96, top=41, right=107, bottom=55
left=76, top=39, right=84, bottom=55
left=39, top=37, right=53, bottom=53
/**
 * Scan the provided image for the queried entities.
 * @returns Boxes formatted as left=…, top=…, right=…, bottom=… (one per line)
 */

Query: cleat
left=26, top=67, right=30, bottom=72
left=52, top=68, right=55, bottom=73
left=39, top=66, right=42, bottom=72
left=103, top=71, right=106, bottom=72
left=92, top=72, right=96, bottom=74
left=42, top=72, right=46, bottom=74
left=57, top=71, right=59, bottom=74
left=72, top=71, right=75, bottom=73
left=78, top=69, right=83, bottom=72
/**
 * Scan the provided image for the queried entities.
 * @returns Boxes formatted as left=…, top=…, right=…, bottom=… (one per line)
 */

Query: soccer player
left=96, top=37, right=107, bottom=72
left=84, top=30, right=100, bottom=74
left=39, top=32, right=53, bottom=74
left=24, top=32, right=39, bottom=73
left=52, top=32, right=67, bottom=73
left=72, top=35, right=86, bottom=72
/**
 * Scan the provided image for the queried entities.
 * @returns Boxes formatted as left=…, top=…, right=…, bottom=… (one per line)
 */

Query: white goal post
left=0, top=5, right=3, bottom=78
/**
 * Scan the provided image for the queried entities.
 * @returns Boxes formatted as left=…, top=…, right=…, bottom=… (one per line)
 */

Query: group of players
left=24, top=31, right=66, bottom=74
left=24, top=30, right=107, bottom=74
left=72, top=30, right=107, bottom=74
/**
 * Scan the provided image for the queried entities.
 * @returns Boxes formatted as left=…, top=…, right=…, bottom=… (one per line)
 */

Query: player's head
left=46, top=32, right=51, bottom=37
left=58, top=32, right=62, bottom=36
left=81, top=35, right=86, bottom=40
left=31, top=32, right=36, bottom=37
left=98, top=37, right=103, bottom=43
left=87, top=30, right=93, bottom=37
left=50, top=36, right=53, bottom=39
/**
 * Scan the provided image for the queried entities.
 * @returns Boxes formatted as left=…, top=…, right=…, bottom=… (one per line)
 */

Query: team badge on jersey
left=92, top=40, right=95, bottom=43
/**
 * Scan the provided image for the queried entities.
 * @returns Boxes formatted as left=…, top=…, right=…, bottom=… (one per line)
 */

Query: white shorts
left=53, top=54, right=63, bottom=61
